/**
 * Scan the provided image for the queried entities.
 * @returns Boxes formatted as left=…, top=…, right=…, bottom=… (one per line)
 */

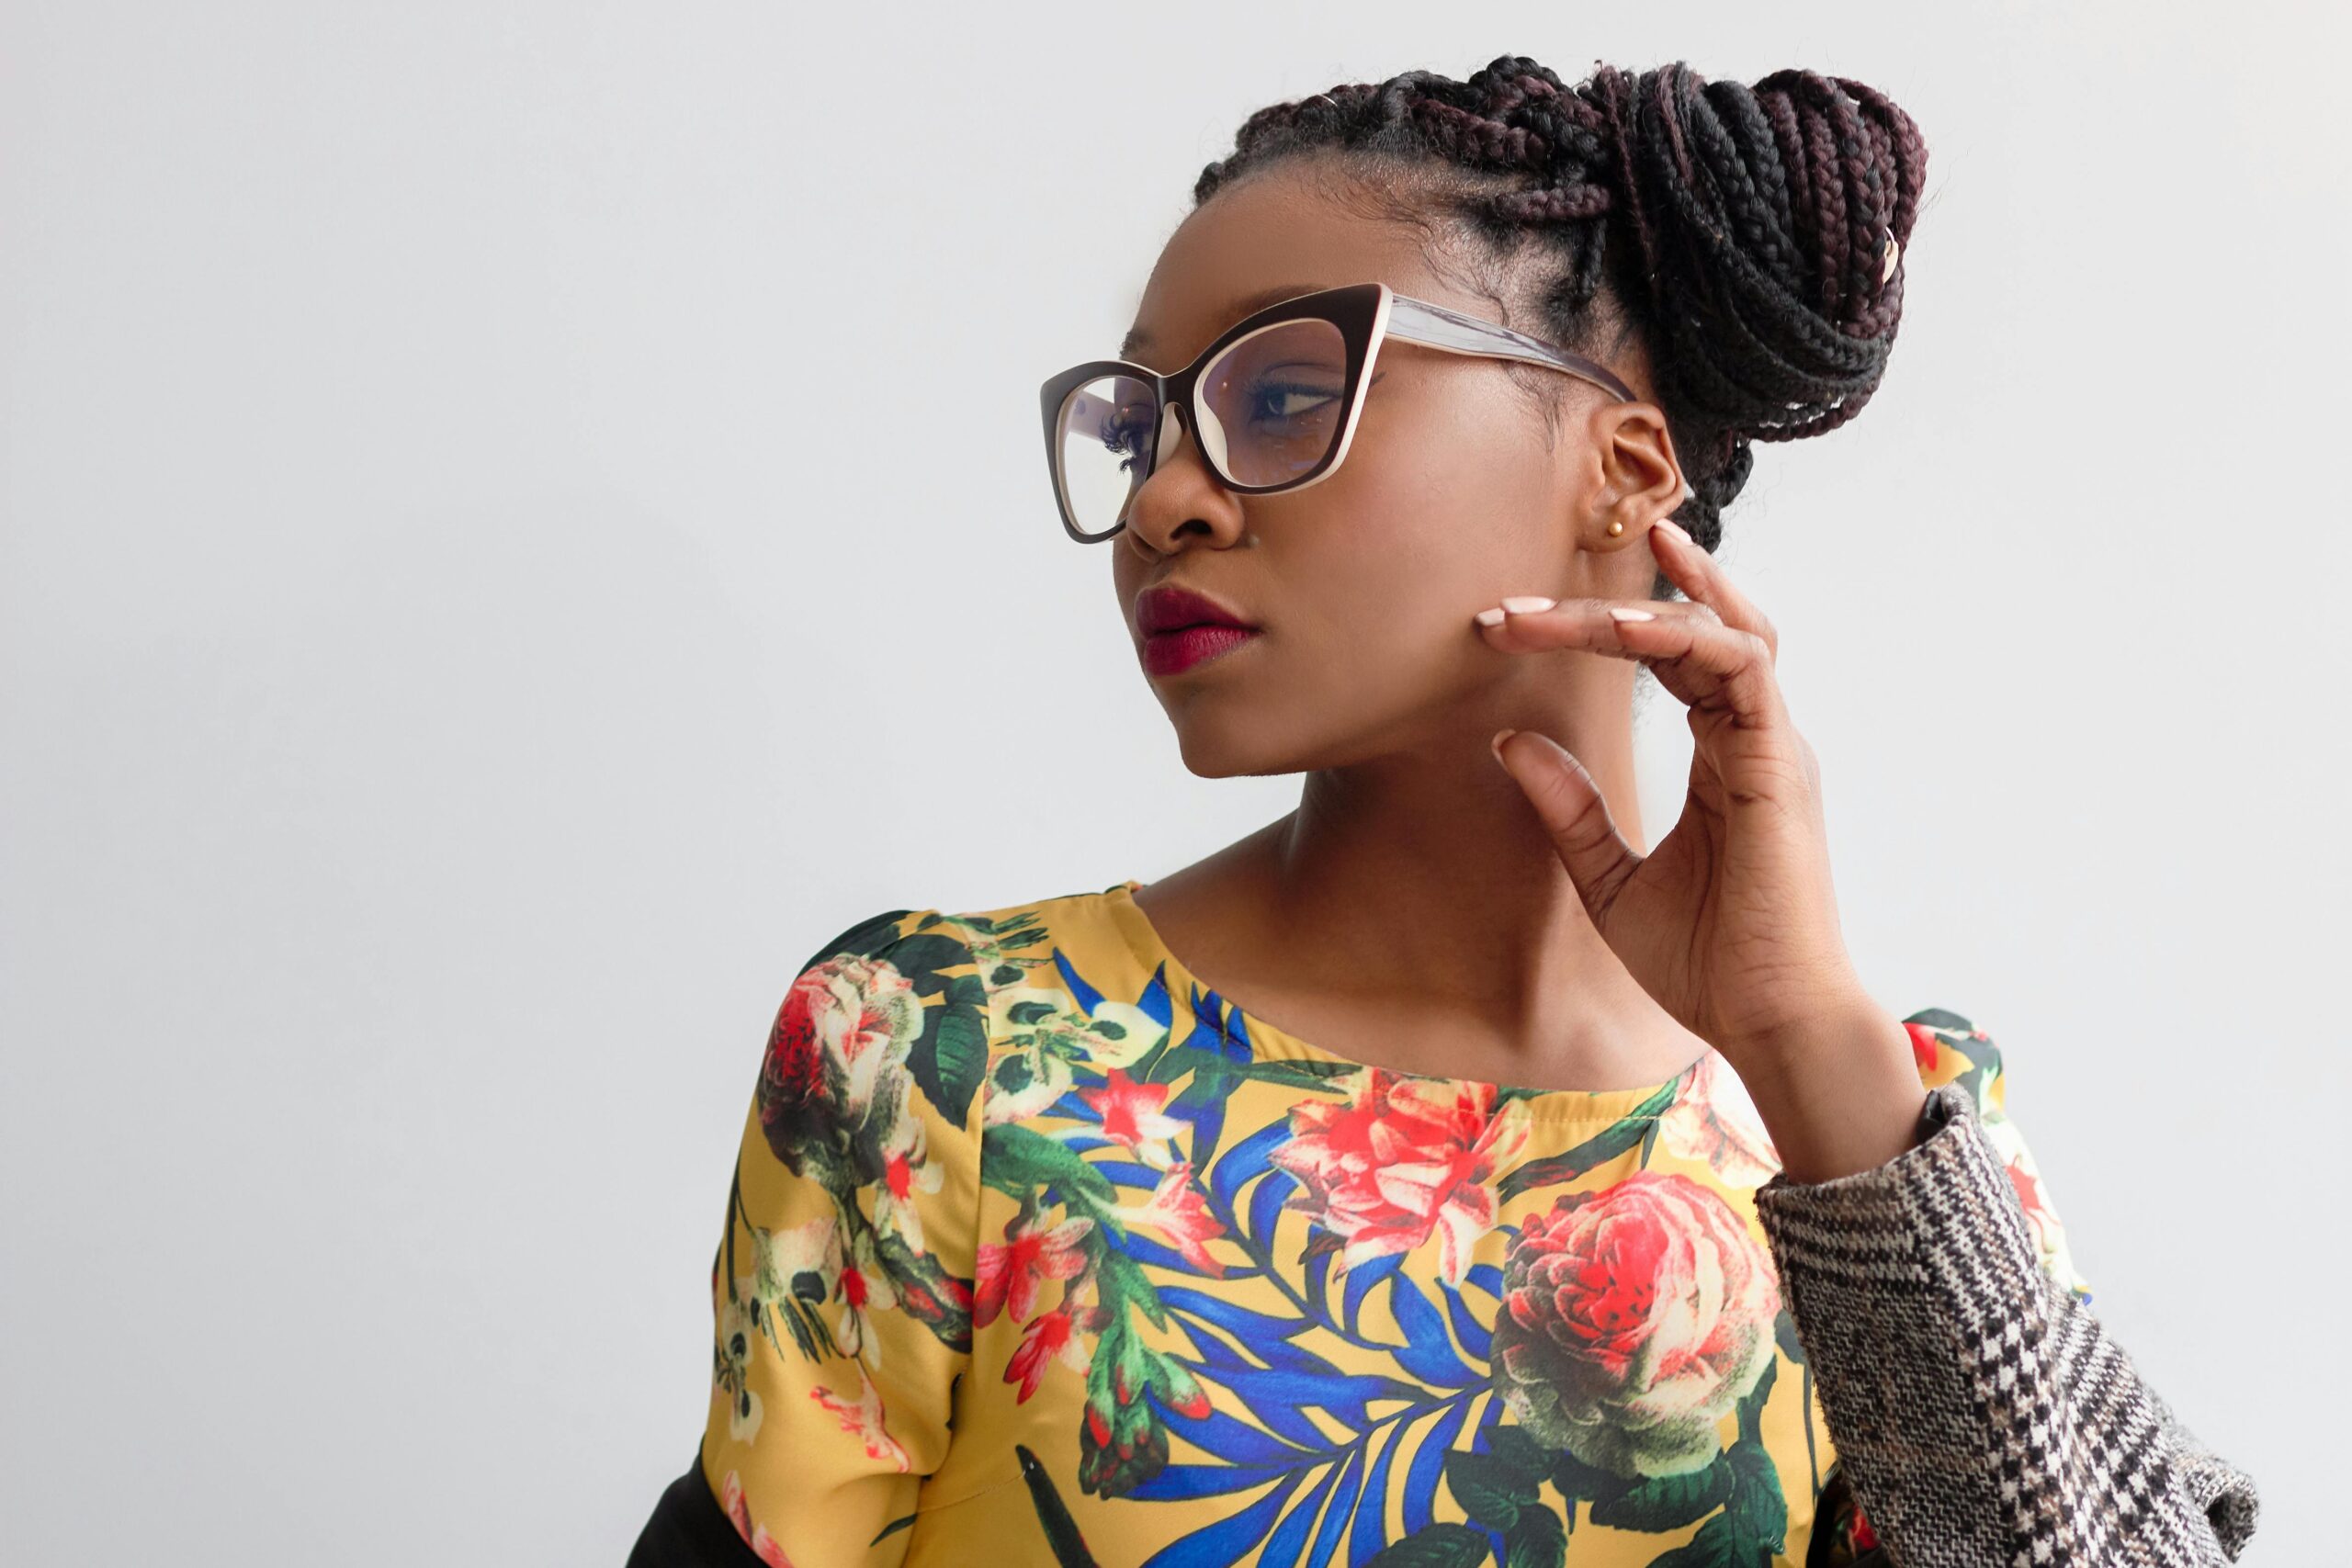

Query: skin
left=1110, top=158, right=1927, bottom=1183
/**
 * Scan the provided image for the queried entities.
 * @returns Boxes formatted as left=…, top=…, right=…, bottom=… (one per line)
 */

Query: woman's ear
left=1588, top=400, right=1685, bottom=542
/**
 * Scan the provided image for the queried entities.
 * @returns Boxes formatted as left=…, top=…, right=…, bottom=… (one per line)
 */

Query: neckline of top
left=1095, top=877, right=1711, bottom=1125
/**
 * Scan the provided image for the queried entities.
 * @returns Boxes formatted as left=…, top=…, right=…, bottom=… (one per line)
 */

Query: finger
left=1646, top=523, right=1778, bottom=660
left=1481, top=600, right=1785, bottom=732
left=1489, top=727, right=1641, bottom=919
left=1475, top=595, right=1722, bottom=639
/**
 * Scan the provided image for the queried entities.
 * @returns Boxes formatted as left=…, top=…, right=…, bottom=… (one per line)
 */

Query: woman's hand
left=1477, top=518, right=1926, bottom=1179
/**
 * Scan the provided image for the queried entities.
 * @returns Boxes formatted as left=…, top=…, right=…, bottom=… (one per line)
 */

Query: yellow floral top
left=695, top=879, right=2088, bottom=1567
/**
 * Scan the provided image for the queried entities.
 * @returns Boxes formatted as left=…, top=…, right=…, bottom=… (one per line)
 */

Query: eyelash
left=1094, top=370, right=1385, bottom=473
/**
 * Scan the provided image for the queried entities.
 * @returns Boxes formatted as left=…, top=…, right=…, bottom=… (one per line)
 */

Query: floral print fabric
left=698, top=879, right=2089, bottom=1567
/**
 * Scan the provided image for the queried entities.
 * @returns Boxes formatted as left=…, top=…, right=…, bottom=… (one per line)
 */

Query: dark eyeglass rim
left=1036, top=280, right=1639, bottom=545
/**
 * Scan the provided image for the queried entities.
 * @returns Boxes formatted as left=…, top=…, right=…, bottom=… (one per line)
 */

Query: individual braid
left=1191, top=57, right=1927, bottom=580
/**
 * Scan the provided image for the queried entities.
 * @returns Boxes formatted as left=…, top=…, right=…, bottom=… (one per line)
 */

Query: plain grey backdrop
left=3, top=1, right=2342, bottom=1562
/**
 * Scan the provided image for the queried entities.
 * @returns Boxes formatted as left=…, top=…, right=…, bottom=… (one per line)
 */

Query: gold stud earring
left=1607, top=520, right=1624, bottom=536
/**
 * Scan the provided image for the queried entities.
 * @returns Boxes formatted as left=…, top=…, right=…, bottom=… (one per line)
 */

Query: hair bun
left=1580, top=61, right=1927, bottom=446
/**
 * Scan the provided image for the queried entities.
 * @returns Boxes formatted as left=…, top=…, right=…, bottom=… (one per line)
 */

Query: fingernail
left=1609, top=605, right=1657, bottom=622
left=1500, top=595, right=1555, bottom=614
left=1490, top=728, right=1518, bottom=763
left=1653, top=518, right=1692, bottom=545
left=1474, top=607, right=1506, bottom=626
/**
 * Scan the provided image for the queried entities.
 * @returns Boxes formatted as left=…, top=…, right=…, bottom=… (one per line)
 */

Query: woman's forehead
left=1118, top=279, right=1333, bottom=365
left=1114, top=223, right=1448, bottom=371
left=1121, top=197, right=1457, bottom=369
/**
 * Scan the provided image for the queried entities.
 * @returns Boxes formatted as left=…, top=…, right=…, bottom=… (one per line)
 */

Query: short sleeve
left=696, top=908, right=992, bottom=1566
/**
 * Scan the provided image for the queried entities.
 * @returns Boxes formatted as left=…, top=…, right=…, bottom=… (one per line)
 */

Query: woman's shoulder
left=767, top=880, right=1148, bottom=1137
left=795, top=879, right=1133, bottom=973
left=779, top=880, right=1134, bottom=999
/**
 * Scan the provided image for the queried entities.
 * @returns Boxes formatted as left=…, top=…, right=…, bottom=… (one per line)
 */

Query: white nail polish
left=1500, top=595, right=1556, bottom=614
left=1474, top=607, right=1506, bottom=626
left=1609, top=606, right=1657, bottom=623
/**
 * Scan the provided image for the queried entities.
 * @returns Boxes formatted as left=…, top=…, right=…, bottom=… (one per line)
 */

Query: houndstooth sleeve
left=1753, top=1075, right=2260, bottom=1566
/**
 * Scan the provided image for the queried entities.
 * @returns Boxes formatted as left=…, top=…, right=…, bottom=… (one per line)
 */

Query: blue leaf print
left=1091, top=1157, right=1169, bottom=1190
left=1438, top=1277, right=1493, bottom=1363
left=1054, top=945, right=1109, bottom=1016
left=1158, top=1285, right=1311, bottom=1348
left=1190, top=1081, right=1231, bottom=1170
left=1208, top=1121, right=1290, bottom=1209
left=1132, top=962, right=1176, bottom=1031
left=1161, top=1291, right=1355, bottom=1382
left=1384, top=1272, right=1475, bottom=1387
left=1201, top=1363, right=1418, bottom=1423
left=1247, top=1168, right=1297, bottom=1252
left=1157, top=1401, right=1316, bottom=1470
left=1180, top=1334, right=1332, bottom=1449
left=1127, top=1463, right=1294, bottom=1503
left=1302, top=1235, right=1335, bottom=1325
left=1137, top=1472, right=1306, bottom=1568
left=1308, top=1441, right=1368, bottom=1565
left=1260, top=1453, right=1343, bottom=1568
left=1046, top=1090, right=1097, bottom=1122
left=1341, top=1251, right=1406, bottom=1337
left=1401, top=1395, right=1476, bottom=1537
left=1349, top=1423, right=1406, bottom=1565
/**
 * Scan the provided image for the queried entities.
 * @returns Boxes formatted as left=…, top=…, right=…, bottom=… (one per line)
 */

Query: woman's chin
left=1167, top=719, right=1313, bottom=781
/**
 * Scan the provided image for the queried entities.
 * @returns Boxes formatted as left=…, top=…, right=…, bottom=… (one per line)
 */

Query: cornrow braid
left=1192, top=56, right=1927, bottom=571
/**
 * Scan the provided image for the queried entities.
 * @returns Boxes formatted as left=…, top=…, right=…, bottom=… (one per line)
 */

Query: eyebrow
left=1119, top=282, right=1329, bottom=364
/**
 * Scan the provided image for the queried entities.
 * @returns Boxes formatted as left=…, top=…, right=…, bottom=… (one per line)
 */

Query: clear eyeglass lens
left=1051, top=316, right=1351, bottom=540
left=1053, top=374, right=1157, bottom=540
left=1196, top=317, right=1350, bottom=488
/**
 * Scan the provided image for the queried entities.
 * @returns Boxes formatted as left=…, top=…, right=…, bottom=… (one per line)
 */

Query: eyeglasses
left=1037, top=281, right=1637, bottom=545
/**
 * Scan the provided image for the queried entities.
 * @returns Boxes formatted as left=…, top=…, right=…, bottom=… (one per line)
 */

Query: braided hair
left=1191, top=57, right=1928, bottom=590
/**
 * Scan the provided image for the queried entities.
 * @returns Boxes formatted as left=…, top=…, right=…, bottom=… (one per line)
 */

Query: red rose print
left=1270, top=1067, right=1531, bottom=1287
left=1491, top=1169, right=1781, bottom=1477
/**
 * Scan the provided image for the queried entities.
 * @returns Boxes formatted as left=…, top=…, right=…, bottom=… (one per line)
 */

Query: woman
left=631, top=57, right=2259, bottom=1567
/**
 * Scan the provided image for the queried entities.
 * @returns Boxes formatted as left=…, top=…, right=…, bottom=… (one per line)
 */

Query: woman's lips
left=1141, top=623, right=1262, bottom=677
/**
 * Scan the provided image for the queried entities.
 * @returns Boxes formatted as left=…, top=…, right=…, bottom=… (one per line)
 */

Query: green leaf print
left=1644, top=1510, right=1746, bottom=1568
left=1773, top=1302, right=1807, bottom=1367
left=1735, top=1355, right=1778, bottom=1449
left=1502, top=1506, right=1566, bottom=1568
left=933, top=907, right=1054, bottom=991
left=1230, top=1056, right=1363, bottom=1087
left=1547, top=1446, right=1628, bottom=1511
left=1585, top=1454, right=1732, bottom=1532
left=1485, top=1425, right=1559, bottom=1485
left=1445, top=1446, right=1534, bottom=1528
left=983, top=1123, right=1119, bottom=1214
left=892, top=934, right=991, bottom=1126
left=1728, top=1444, right=1788, bottom=1557
left=1495, top=1077, right=1682, bottom=1201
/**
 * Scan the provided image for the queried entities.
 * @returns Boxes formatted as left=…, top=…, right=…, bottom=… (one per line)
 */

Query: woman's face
left=1110, top=162, right=1683, bottom=779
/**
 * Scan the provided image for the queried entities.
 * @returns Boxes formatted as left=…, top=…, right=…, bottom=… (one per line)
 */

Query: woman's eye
left=1250, top=383, right=1340, bottom=422
left=1096, top=410, right=1155, bottom=473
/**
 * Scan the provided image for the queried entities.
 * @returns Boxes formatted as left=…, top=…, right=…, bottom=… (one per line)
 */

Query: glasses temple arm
left=1384, top=295, right=1639, bottom=403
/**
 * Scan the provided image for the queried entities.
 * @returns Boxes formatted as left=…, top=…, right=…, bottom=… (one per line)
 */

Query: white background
left=3, top=1, right=2340, bottom=1562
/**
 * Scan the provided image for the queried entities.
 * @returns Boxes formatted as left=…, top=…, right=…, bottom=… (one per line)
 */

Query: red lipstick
left=1135, top=585, right=1262, bottom=677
